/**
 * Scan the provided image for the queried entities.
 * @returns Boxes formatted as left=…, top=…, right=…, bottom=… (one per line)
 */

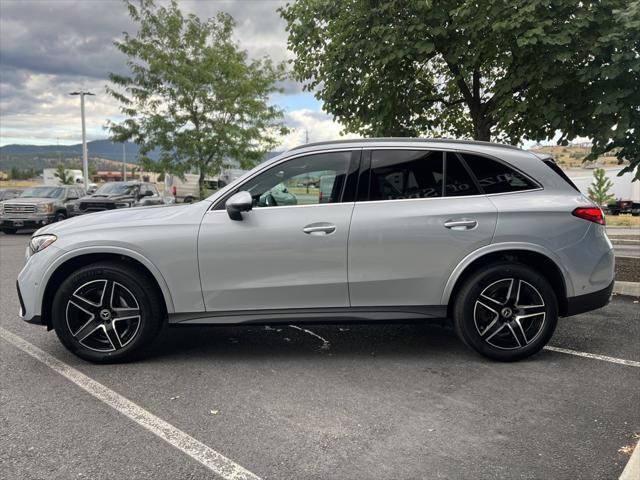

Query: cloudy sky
left=0, top=0, right=360, bottom=149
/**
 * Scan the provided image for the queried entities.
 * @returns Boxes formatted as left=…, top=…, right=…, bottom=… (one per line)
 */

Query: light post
left=69, top=91, right=95, bottom=189
left=122, top=142, right=127, bottom=181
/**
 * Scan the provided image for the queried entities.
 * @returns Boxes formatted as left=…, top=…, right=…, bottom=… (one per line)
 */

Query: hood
left=35, top=200, right=211, bottom=236
left=2, top=197, right=57, bottom=205
left=79, top=193, right=136, bottom=202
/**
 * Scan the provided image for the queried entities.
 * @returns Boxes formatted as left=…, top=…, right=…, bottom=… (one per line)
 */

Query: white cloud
left=277, top=109, right=362, bottom=150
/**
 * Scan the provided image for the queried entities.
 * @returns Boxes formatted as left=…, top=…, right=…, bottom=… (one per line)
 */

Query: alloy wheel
left=473, top=278, right=546, bottom=350
left=65, top=279, right=141, bottom=352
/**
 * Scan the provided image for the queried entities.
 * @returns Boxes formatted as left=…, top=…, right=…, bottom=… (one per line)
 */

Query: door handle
left=443, top=219, right=477, bottom=230
left=303, top=222, right=336, bottom=235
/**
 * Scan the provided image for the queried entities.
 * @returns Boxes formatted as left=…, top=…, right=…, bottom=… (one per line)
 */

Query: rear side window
left=369, top=150, right=443, bottom=200
left=462, top=153, right=538, bottom=194
left=444, top=154, right=480, bottom=197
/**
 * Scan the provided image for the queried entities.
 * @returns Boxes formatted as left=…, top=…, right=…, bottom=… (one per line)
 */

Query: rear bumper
left=564, top=280, right=614, bottom=317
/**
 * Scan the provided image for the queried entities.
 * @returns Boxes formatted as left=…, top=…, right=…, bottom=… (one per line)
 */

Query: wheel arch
left=444, top=244, right=571, bottom=317
left=41, top=249, right=174, bottom=329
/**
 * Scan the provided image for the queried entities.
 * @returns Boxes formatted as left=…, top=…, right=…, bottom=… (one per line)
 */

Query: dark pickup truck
left=68, top=181, right=164, bottom=216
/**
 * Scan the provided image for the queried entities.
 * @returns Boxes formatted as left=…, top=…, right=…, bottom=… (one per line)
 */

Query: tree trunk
left=198, top=167, right=206, bottom=200
left=474, top=117, right=492, bottom=142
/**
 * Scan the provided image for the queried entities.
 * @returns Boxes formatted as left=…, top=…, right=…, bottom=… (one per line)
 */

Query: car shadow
left=145, top=320, right=478, bottom=363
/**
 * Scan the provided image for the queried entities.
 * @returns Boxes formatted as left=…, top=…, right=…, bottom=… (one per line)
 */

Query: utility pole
left=122, top=143, right=127, bottom=181
left=305, top=128, right=309, bottom=144
left=69, top=91, right=95, bottom=189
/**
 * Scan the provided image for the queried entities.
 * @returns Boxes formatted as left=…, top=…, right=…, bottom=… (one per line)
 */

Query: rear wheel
left=52, top=262, right=163, bottom=363
left=453, top=262, right=558, bottom=361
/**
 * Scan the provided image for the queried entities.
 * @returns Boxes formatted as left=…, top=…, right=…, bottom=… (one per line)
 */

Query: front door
left=198, top=150, right=358, bottom=312
left=348, top=149, right=498, bottom=306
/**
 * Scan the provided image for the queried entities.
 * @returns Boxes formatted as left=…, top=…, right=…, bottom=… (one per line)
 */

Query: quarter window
left=462, top=153, right=537, bottom=194
left=240, top=151, right=351, bottom=208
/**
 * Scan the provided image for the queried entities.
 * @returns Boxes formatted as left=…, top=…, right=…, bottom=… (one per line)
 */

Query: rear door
left=348, top=149, right=497, bottom=306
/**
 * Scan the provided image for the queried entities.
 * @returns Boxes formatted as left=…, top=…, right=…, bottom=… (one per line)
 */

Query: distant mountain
left=0, top=140, right=150, bottom=161
left=0, top=139, right=283, bottom=172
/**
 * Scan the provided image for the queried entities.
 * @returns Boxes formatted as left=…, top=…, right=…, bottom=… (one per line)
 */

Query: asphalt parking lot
left=1, top=232, right=638, bottom=480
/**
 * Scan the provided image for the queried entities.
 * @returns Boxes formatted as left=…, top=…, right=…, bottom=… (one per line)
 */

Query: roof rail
left=289, top=137, right=523, bottom=152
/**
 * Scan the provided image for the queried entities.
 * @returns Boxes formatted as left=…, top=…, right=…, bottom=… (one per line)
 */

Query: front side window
left=240, top=151, right=351, bottom=208
left=462, top=153, right=537, bottom=194
left=369, top=150, right=444, bottom=200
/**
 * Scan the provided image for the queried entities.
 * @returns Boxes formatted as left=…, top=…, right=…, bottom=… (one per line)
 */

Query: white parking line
left=544, top=345, right=640, bottom=367
left=288, top=324, right=331, bottom=350
left=0, top=327, right=262, bottom=480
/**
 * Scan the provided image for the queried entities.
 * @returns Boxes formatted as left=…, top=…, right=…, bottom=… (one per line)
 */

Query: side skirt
left=168, top=306, right=448, bottom=326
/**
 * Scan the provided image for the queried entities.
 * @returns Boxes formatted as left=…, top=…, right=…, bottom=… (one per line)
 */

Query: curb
left=620, top=439, right=640, bottom=480
left=613, top=281, right=640, bottom=298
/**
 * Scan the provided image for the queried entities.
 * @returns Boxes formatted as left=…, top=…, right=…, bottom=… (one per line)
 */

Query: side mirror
left=226, top=191, right=253, bottom=221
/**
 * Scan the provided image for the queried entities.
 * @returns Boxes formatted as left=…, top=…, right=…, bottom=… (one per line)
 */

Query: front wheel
left=453, top=263, right=558, bottom=362
left=52, top=262, right=163, bottom=363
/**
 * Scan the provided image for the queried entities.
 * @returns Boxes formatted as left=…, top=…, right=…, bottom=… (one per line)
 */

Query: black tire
left=52, top=261, right=164, bottom=363
left=1, top=228, right=18, bottom=234
left=183, top=196, right=193, bottom=204
left=453, top=262, right=558, bottom=362
left=55, top=211, right=66, bottom=222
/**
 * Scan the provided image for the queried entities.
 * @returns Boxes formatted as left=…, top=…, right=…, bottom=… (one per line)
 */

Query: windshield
left=20, top=187, right=64, bottom=198
left=94, top=183, right=139, bottom=195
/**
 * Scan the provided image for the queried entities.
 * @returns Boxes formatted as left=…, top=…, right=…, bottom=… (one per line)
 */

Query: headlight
left=37, top=203, right=54, bottom=213
left=115, top=202, right=131, bottom=208
left=29, top=234, right=57, bottom=254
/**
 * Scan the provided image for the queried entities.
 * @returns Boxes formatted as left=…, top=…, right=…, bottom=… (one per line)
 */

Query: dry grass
left=607, top=215, right=640, bottom=228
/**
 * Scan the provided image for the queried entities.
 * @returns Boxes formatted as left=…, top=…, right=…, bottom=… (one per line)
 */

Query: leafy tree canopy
left=108, top=0, right=288, bottom=197
left=280, top=0, right=639, bottom=178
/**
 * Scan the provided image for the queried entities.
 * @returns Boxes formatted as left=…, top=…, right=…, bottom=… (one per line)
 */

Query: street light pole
left=122, top=143, right=127, bottom=181
left=69, top=91, right=95, bottom=189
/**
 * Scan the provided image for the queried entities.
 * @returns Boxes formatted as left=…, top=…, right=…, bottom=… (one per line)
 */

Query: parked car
left=0, top=185, right=84, bottom=234
left=68, top=181, right=164, bottom=216
left=0, top=188, right=23, bottom=201
left=604, top=199, right=640, bottom=216
left=17, top=139, right=614, bottom=363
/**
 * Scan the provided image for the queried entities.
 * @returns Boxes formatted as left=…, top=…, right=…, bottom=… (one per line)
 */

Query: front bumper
left=564, top=280, right=614, bottom=317
left=16, top=280, right=42, bottom=325
left=1, top=215, right=55, bottom=229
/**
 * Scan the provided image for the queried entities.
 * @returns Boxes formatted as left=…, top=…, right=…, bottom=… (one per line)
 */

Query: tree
left=108, top=0, right=288, bottom=199
left=588, top=168, right=616, bottom=207
left=54, top=163, right=75, bottom=185
left=280, top=0, right=638, bottom=177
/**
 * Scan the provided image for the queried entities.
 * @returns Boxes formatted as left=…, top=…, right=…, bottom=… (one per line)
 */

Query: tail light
left=172, top=185, right=177, bottom=196
left=572, top=206, right=605, bottom=225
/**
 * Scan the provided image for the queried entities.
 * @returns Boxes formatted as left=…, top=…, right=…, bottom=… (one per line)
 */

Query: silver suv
left=16, top=139, right=614, bottom=363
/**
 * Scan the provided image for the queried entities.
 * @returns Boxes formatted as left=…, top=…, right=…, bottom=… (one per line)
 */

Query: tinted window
left=369, top=150, right=443, bottom=200
left=444, top=154, right=479, bottom=197
left=542, top=159, right=580, bottom=192
left=462, top=153, right=537, bottom=194
left=241, top=151, right=351, bottom=207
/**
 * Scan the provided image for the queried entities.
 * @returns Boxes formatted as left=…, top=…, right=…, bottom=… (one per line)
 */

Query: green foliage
left=54, top=163, right=75, bottom=185
left=588, top=168, right=616, bottom=206
left=9, top=167, right=37, bottom=180
left=280, top=0, right=638, bottom=177
left=108, top=0, right=288, bottom=198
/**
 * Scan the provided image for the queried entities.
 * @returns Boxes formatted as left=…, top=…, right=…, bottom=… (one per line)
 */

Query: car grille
left=3, top=204, right=36, bottom=217
left=79, top=202, right=116, bottom=212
